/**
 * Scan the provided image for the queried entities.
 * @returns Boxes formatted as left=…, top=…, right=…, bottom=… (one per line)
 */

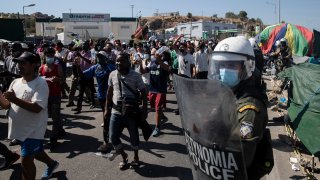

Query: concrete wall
left=110, top=21, right=137, bottom=42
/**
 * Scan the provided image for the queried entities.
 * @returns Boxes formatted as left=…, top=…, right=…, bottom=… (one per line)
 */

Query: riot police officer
left=208, top=36, right=271, bottom=179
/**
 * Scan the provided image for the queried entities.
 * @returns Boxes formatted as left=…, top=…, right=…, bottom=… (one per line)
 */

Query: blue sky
left=1, top=0, right=319, bottom=30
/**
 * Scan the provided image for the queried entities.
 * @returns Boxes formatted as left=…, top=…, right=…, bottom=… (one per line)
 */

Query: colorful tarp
left=260, top=24, right=313, bottom=57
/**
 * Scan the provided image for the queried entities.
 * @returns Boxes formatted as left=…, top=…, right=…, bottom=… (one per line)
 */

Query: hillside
left=141, top=15, right=262, bottom=33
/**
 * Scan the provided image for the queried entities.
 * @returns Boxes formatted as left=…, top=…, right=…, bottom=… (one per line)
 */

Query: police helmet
left=208, top=36, right=255, bottom=81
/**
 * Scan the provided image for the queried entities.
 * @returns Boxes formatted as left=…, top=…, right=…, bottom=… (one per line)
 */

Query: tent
left=278, top=63, right=320, bottom=155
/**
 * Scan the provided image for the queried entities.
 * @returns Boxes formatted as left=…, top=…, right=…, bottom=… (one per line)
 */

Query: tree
left=256, top=18, right=263, bottom=25
left=225, top=12, right=237, bottom=18
left=187, top=12, right=192, bottom=19
left=212, top=14, right=218, bottom=18
left=238, top=11, right=248, bottom=19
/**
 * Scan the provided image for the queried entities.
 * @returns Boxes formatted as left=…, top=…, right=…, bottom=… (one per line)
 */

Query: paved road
left=0, top=76, right=319, bottom=180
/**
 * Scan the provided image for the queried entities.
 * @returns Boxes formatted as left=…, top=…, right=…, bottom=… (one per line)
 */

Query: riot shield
left=173, top=75, right=247, bottom=180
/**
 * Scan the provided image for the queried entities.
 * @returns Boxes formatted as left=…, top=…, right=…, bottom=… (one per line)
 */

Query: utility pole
left=278, top=0, right=281, bottom=23
left=131, top=5, right=134, bottom=18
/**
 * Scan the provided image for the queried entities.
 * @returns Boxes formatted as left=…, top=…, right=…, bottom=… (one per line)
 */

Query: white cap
left=97, top=51, right=107, bottom=58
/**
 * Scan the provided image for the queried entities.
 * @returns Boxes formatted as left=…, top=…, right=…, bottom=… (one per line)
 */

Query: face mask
left=219, top=68, right=240, bottom=88
left=46, top=57, right=55, bottom=65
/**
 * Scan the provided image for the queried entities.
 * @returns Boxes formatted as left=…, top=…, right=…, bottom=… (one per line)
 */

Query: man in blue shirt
left=76, top=51, right=116, bottom=152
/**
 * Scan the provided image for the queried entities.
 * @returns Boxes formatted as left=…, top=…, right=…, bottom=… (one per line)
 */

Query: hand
left=51, top=76, right=60, bottom=83
left=103, top=110, right=111, bottom=120
left=3, top=90, right=17, bottom=102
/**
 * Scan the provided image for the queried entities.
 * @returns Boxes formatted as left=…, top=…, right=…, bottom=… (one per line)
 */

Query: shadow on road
left=134, top=161, right=193, bottom=180
left=47, top=132, right=101, bottom=159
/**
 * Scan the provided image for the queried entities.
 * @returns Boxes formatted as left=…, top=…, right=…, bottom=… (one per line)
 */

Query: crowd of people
left=0, top=34, right=293, bottom=179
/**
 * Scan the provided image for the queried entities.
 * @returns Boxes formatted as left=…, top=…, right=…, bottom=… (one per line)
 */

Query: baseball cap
left=96, top=51, right=108, bottom=58
left=13, top=52, right=37, bottom=64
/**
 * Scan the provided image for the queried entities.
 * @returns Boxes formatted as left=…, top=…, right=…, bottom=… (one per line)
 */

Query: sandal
left=129, top=160, right=140, bottom=169
left=119, top=159, right=128, bottom=170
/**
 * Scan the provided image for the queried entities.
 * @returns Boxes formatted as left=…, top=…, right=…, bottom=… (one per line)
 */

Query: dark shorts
left=149, top=92, right=166, bottom=111
left=20, top=139, right=44, bottom=157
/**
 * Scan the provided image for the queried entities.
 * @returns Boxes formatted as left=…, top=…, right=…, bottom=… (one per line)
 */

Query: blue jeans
left=109, top=113, right=139, bottom=151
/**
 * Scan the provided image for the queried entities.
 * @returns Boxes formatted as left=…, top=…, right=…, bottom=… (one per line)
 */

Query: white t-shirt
left=108, top=70, right=145, bottom=115
left=177, top=53, right=195, bottom=77
left=7, top=77, right=49, bottom=141
left=141, top=59, right=150, bottom=85
left=194, top=51, right=209, bottom=72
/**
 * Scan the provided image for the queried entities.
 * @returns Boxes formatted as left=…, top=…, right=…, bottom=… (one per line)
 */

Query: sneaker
left=41, top=161, right=59, bottom=180
left=97, top=143, right=109, bottom=153
left=0, top=152, right=20, bottom=170
left=66, top=102, right=75, bottom=107
left=152, top=127, right=161, bottom=137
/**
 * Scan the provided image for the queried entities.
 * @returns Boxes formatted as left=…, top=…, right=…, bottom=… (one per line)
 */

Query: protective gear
left=46, top=57, right=55, bottom=65
left=219, top=68, right=240, bottom=88
left=208, top=36, right=255, bottom=82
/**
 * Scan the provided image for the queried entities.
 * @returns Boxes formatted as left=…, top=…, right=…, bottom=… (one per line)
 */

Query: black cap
left=13, top=52, right=37, bottom=64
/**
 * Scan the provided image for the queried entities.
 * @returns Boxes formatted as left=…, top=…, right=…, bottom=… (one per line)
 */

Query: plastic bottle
left=271, top=63, right=276, bottom=76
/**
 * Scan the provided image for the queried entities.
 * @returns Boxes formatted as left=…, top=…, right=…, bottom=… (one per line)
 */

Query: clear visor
left=208, top=53, right=247, bottom=80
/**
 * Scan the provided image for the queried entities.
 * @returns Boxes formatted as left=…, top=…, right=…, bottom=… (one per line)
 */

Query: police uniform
left=235, top=78, right=268, bottom=167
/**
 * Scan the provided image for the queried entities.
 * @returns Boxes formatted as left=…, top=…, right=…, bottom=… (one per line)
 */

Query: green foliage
left=212, top=14, right=218, bottom=18
left=187, top=12, right=192, bottom=19
left=238, top=11, right=248, bottom=19
left=225, top=12, right=237, bottom=18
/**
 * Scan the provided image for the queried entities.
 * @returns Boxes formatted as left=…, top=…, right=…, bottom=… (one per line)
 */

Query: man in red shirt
left=39, top=47, right=65, bottom=151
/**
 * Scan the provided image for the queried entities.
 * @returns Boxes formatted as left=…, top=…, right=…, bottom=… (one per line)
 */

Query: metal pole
left=131, top=5, right=134, bottom=18
left=23, top=6, right=26, bottom=39
left=278, top=0, right=281, bottom=23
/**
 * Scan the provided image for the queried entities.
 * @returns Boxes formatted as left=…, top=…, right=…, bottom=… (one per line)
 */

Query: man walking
left=0, top=52, right=59, bottom=179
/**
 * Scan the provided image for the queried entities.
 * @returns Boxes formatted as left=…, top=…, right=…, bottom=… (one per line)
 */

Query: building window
left=73, top=26, right=99, bottom=29
left=192, top=26, right=199, bottom=30
left=120, top=25, right=130, bottom=29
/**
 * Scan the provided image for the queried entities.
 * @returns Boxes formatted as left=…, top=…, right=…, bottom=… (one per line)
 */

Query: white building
left=176, top=20, right=237, bottom=39
left=35, top=18, right=63, bottom=38
left=62, top=13, right=111, bottom=44
left=110, top=17, right=137, bottom=42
